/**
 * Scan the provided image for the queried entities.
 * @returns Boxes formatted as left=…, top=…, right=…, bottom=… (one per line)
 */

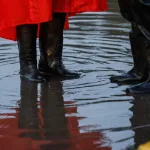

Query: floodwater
left=0, top=0, right=150, bottom=150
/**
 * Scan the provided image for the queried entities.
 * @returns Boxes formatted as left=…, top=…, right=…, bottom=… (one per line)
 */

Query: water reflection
left=130, top=95, right=150, bottom=150
left=0, top=78, right=111, bottom=150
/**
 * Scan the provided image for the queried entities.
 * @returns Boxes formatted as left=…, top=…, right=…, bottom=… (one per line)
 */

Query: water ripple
left=0, top=1, right=147, bottom=150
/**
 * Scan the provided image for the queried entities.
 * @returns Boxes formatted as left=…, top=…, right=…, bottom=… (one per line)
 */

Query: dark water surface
left=0, top=0, right=150, bottom=150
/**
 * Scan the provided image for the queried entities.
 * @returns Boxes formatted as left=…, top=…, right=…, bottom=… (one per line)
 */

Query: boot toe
left=110, top=75, right=127, bottom=82
left=39, top=62, right=81, bottom=79
left=126, top=87, right=132, bottom=94
left=21, top=72, right=45, bottom=82
left=33, top=75, right=45, bottom=82
left=126, top=84, right=143, bottom=95
left=110, top=73, right=143, bottom=83
left=126, top=81, right=150, bottom=94
left=63, top=71, right=80, bottom=78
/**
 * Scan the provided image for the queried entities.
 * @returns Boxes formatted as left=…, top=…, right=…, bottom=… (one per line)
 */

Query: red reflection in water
left=0, top=80, right=111, bottom=150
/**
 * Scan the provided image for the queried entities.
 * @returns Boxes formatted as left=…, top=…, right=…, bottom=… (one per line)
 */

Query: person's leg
left=124, top=1, right=150, bottom=94
left=110, top=0, right=150, bottom=83
left=126, top=41, right=150, bottom=94
left=110, top=25, right=150, bottom=83
left=38, top=13, right=80, bottom=78
left=16, top=24, right=44, bottom=82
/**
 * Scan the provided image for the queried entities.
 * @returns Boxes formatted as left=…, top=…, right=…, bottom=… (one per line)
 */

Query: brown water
left=0, top=1, right=150, bottom=150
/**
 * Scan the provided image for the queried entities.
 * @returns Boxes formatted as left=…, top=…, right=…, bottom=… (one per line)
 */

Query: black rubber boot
left=38, top=13, right=80, bottom=79
left=16, top=24, right=44, bottom=82
left=126, top=40, right=150, bottom=94
left=110, top=33, right=149, bottom=83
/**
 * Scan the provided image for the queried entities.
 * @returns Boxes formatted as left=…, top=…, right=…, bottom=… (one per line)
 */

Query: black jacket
left=118, top=0, right=150, bottom=33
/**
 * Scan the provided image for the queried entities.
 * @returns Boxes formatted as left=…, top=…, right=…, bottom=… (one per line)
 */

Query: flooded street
left=0, top=0, right=150, bottom=150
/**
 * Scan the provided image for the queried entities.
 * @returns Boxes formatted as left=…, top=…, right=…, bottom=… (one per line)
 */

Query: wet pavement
left=0, top=0, right=150, bottom=150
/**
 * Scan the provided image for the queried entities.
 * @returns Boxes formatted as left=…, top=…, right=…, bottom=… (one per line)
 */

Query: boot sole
left=20, top=75, right=44, bottom=82
left=39, top=71, right=80, bottom=79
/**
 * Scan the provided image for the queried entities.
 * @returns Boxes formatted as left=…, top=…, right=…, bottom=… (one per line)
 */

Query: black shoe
left=16, top=24, right=44, bottom=82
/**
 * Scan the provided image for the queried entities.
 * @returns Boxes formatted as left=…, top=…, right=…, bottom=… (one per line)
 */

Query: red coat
left=0, top=0, right=108, bottom=40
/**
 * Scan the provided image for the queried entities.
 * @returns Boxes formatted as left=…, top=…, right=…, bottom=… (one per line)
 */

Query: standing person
left=110, top=0, right=150, bottom=94
left=0, top=1, right=108, bottom=82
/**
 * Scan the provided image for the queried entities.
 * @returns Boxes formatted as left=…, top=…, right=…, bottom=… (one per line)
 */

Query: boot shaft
left=16, top=24, right=44, bottom=82
left=129, top=32, right=150, bottom=76
left=39, top=13, right=66, bottom=61
left=16, top=24, right=38, bottom=72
